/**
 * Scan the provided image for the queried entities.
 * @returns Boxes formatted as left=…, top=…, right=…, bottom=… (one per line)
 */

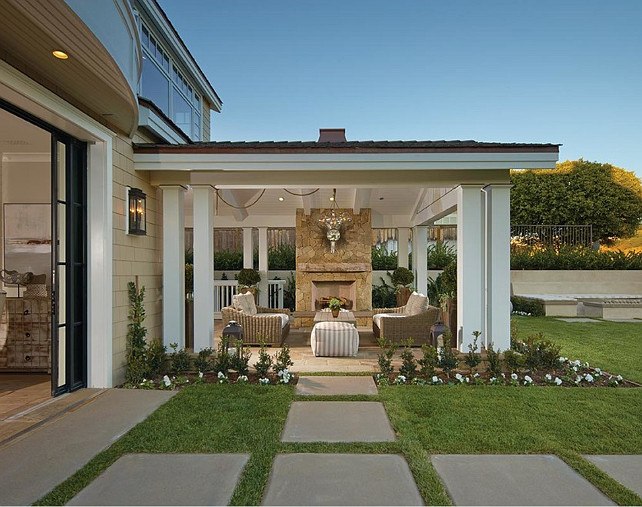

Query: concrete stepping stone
left=282, top=401, right=395, bottom=442
left=263, top=453, right=423, bottom=505
left=556, top=318, right=602, bottom=323
left=296, top=375, right=378, bottom=396
left=68, top=453, right=249, bottom=505
left=431, top=454, right=614, bottom=505
left=584, top=455, right=642, bottom=497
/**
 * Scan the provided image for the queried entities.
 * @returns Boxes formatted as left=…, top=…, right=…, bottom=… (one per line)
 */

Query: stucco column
left=412, top=226, right=428, bottom=295
left=192, top=185, right=214, bottom=351
left=456, top=185, right=485, bottom=351
left=258, top=227, right=269, bottom=307
left=483, top=184, right=511, bottom=351
left=397, top=227, right=410, bottom=269
left=161, top=185, right=186, bottom=349
left=242, top=227, right=253, bottom=269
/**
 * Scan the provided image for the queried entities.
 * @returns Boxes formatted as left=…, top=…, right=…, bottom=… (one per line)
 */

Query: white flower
left=584, top=373, right=594, bottom=383
left=395, top=375, right=407, bottom=384
left=571, top=359, right=581, bottom=367
left=575, top=375, right=582, bottom=384
left=558, top=357, right=567, bottom=363
left=259, top=377, right=270, bottom=385
left=464, top=377, right=470, bottom=383
left=572, top=366, right=578, bottom=372
left=217, top=371, right=225, bottom=379
left=554, top=377, right=562, bottom=386
left=501, top=373, right=506, bottom=378
left=432, top=375, right=439, bottom=383
left=511, top=373, right=518, bottom=380
left=473, top=373, right=480, bottom=378
left=490, top=377, right=496, bottom=383
left=583, top=362, right=590, bottom=369
left=455, top=373, right=463, bottom=381
left=545, top=374, right=552, bottom=381
left=595, top=368, right=601, bottom=374
left=616, top=375, right=623, bottom=381
left=524, top=375, right=533, bottom=385
left=237, top=375, right=248, bottom=383
left=162, top=375, right=171, bottom=387
left=198, top=371, right=204, bottom=379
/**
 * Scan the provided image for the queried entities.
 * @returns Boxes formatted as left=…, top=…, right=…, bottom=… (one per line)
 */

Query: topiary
left=237, top=268, right=261, bottom=288
left=390, top=267, right=414, bottom=287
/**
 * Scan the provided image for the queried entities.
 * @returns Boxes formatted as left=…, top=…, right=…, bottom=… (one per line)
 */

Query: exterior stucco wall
left=112, top=133, right=163, bottom=384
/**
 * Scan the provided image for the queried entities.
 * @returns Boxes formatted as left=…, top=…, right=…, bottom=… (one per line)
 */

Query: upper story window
left=139, top=24, right=202, bottom=141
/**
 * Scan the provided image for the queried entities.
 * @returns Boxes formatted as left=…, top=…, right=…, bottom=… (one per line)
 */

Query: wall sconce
left=128, top=187, right=147, bottom=235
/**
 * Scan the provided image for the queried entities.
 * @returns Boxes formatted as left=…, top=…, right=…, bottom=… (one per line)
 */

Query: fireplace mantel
left=298, top=262, right=370, bottom=273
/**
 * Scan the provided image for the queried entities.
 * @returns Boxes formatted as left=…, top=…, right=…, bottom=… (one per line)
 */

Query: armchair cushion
left=372, top=313, right=404, bottom=328
left=254, top=312, right=290, bottom=329
left=404, top=292, right=429, bottom=315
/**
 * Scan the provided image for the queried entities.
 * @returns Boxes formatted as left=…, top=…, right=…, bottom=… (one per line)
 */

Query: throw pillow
left=236, top=292, right=258, bottom=315
left=405, top=292, right=428, bottom=316
left=24, top=283, right=48, bottom=298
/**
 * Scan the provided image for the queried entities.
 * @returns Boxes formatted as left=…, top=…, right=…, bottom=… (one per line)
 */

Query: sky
left=159, top=0, right=642, bottom=178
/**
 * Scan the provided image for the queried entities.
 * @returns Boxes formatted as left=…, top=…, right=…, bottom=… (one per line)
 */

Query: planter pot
left=396, top=286, right=412, bottom=307
left=331, top=308, right=340, bottom=318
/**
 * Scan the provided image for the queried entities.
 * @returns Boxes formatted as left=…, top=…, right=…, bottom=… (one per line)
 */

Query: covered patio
left=133, top=132, right=559, bottom=355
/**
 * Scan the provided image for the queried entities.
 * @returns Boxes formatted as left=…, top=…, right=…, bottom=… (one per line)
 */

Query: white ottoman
left=310, top=321, right=359, bottom=357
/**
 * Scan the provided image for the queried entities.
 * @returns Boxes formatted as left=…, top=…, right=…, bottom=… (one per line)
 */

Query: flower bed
left=134, top=369, right=297, bottom=390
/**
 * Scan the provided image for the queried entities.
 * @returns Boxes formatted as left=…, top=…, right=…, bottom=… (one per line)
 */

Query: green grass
left=36, top=316, right=642, bottom=505
left=512, top=316, right=642, bottom=383
left=381, top=385, right=642, bottom=505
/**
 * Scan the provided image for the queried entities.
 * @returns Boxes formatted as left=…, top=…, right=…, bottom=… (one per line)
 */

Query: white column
left=456, top=185, right=485, bottom=351
left=412, top=226, right=428, bottom=295
left=242, top=227, right=253, bottom=269
left=161, top=185, right=186, bottom=349
left=258, top=227, right=269, bottom=307
left=483, top=184, right=512, bottom=351
left=397, top=227, right=410, bottom=269
left=192, top=185, right=214, bottom=351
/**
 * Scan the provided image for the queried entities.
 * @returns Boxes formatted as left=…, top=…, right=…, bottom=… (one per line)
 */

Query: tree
left=510, top=160, right=642, bottom=244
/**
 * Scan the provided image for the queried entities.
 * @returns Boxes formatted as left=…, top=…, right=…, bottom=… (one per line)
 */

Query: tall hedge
left=510, top=160, right=642, bottom=244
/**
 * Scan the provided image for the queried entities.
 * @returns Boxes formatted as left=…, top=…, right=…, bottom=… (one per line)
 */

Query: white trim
left=1, top=60, right=114, bottom=388
left=134, top=151, right=558, bottom=172
left=138, top=104, right=188, bottom=145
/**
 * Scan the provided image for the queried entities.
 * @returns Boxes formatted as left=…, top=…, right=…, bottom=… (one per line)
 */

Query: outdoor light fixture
left=318, top=188, right=352, bottom=254
left=52, top=50, right=69, bottom=59
left=127, top=187, right=147, bottom=235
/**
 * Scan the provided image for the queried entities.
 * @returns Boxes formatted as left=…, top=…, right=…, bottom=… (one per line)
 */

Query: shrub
left=398, top=338, right=418, bottom=379
left=372, top=245, right=398, bottom=270
left=511, top=296, right=545, bottom=316
left=283, top=272, right=296, bottom=311
left=418, top=344, right=439, bottom=377
left=146, top=339, right=167, bottom=376
left=436, top=260, right=457, bottom=298
left=213, top=250, right=243, bottom=270
left=126, top=282, right=148, bottom=384
left=231, top=340, right=251, bottom=375
left=194, top=347, right=214, bottom=373
left=513, top=333, right=562, bottom=370
left=503, top=349, right=525, bottom=372
left=372, top=276, right=396, bottom=308
left=169, top=343, right=192, bottom=374
left=464, top=331, right=482, bottom=372
left=486, top=343, right=503, bottom=377
left=273, top=344, right=294, bottom=374
left=185, top=263, right=193, bottom=295
left=214, top=336, right=232, bottom=375
left=510, top=245, right=642, bottom=270
left=438, top=337, right=459, bottom=378
left=391, top=267, right=414, bottom=287
left=254, top=342, right=273, bottom=377
left=426, top=241, right=457, bottom=269
left=237, top=268, right=261, bottom=288
left=377, top=336, right=397, bottom=376
left=268, top=244, right=296, bottom=270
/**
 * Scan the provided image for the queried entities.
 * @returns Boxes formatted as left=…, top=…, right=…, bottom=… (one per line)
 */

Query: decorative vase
left=331, top=308, right=340, bottom=318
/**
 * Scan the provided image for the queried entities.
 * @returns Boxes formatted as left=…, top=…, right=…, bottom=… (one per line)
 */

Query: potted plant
left=390, top=267, right=414, bottom=306
left=328, top=297, right=342, bottom=318
left=236, top=268, right=261, bottom=301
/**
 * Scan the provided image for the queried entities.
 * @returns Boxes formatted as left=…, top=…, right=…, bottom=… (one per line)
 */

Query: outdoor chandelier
left=318, top=188, right=352, bottom=253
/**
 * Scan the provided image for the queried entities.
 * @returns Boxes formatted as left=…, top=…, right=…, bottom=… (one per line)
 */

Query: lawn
left=512, top=316, right=642, bottom=383
left=36, top=316, right=642, bottom=506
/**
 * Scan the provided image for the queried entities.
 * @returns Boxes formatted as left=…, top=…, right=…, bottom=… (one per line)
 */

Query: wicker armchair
left=221, top=306, right=291, bottom=345
left=372, top=304, right=440, bottom=345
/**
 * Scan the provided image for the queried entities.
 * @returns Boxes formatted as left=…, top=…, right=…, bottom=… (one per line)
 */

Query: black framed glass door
left=51, top=136, right=87, bottom=395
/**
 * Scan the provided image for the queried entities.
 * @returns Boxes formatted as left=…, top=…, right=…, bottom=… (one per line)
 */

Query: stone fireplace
left=295, top=208, right=372, bottom=326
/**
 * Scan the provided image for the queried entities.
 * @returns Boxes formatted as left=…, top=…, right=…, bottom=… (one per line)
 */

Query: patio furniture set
left=221, top=291, right=440, bottom=357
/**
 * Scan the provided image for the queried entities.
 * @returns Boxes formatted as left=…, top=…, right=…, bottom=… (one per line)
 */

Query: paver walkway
left=68, top=453, right=249, bottom=506
left=0, top=388, right=175, bottom=506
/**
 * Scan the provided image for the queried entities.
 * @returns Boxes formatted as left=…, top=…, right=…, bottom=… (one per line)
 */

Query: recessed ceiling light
left=52, top=50, right=69, bottom=60
left=278, top=196, right=284, bottom=202
left=379, top=197, right=384, bottom=200
left=329, top=196, right=335, bottom=201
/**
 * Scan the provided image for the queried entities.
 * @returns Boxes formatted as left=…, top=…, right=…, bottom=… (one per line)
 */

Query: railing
left=213, top=279, right=286, bottom=318
left=510, top=224, right=593, bottom=249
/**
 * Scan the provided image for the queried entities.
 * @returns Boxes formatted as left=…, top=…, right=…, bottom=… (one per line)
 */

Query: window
left=138, top=23, right=203, bottom=140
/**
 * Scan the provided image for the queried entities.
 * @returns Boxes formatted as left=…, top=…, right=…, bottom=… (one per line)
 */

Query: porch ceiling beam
left=217, top=189, right=248, bottom=221
left=185, top=169, right=511, bottom=188
left=353, top=188, right=371, bottom=214
left=411, top=188, right=428, bottom=219
left=412, top=187, right=458, bottom=226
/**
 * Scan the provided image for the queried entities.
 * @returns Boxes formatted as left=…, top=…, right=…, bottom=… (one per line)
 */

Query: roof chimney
left=318, top=128, right=347, bottom=142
